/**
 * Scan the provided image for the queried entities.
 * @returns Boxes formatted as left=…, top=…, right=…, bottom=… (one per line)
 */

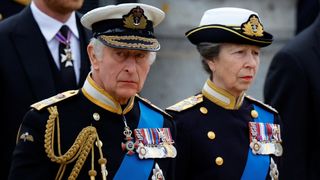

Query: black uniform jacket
left=0, top=6, right=91, bottom=179
left=167, top=80, right=282, bottom=180
left=9, top=88, right=175, bottom=179
left=264, top=13, right=320, bottom=180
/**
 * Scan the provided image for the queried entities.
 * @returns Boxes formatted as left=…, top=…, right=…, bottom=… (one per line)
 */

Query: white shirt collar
left=30, top=1, right=79, bottom=42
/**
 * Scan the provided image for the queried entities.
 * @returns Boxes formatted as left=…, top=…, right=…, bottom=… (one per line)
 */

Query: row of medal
left=134, top=128, right=177, bottom=159
left=249, top=122, right=283, bottom=156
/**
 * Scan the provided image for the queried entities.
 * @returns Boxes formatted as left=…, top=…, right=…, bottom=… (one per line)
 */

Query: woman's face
left=208, top=43, right=261, bottom=97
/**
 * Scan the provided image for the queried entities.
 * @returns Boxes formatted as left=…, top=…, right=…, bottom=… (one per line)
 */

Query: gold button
left=93, top=112, right=100, bottom=121
left=215, top=157, right=223, bottom=166
left=251, top=110, right=258, bottom=118
left=200, top=107, right=208, bottom=114
left=207, top=131, right=216, bottom=140
left=0, top=14, right=3, bottom=21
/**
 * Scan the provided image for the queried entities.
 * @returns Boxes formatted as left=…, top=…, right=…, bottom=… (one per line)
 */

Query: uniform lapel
left=12, top=7, right=56, bottom=100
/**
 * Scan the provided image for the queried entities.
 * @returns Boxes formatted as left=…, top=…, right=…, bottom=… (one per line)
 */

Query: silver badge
left=152, top=163, right=165, bottom=180
left=269, top=158, right=279, bottom=180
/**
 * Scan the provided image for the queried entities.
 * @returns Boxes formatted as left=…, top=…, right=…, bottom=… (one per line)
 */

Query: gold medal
left=163, top=143, right=177, bottom=158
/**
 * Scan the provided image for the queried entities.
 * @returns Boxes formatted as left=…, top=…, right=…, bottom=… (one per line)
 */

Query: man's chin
left=118, top=89, right=138, bottom=98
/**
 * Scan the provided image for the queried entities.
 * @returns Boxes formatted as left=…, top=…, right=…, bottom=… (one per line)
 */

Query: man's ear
left=87, top=44, right=99, bottom=70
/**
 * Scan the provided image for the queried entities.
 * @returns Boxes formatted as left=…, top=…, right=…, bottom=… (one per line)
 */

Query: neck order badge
left=56, top=25, right=77, bottom=90
left=56, top=25, right=73, bottom=67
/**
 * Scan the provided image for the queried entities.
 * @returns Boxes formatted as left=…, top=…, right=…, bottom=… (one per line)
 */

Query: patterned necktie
left=56, top=25, right=77, bottom=90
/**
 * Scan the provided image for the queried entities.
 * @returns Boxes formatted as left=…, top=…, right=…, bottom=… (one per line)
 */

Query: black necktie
left=57, top=25, right=77, bottom=90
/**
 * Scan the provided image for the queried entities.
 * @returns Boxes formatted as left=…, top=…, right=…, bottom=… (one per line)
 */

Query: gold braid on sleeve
left=44, top=106, right=108, bottom=180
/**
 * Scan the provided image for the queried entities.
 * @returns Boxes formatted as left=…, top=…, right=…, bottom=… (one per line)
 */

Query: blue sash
left=114, top=101, right=164, bottom=180
left=241, top=104, right=273, bottom=180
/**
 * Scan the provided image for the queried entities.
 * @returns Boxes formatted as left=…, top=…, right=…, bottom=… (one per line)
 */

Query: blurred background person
left=0, top=0, right=30, bottom=21
left=295, top=0, right=319, bottom=34
left=0, top=0, right=91, bottom=178
left=167, top=7, right=283, bottom=179
left=264, top=9, right=320, bottom=180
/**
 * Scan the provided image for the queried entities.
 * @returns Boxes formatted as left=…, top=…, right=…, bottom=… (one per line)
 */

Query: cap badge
left=123, top=6, right=147, bottom=29
left=241, top=15, right=264, bottom=37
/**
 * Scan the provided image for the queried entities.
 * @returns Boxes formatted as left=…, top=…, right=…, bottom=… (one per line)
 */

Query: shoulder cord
left=45, top=106, right=108, bottom=180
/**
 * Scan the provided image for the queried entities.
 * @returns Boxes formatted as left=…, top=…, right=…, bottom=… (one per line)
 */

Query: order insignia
left=241, top=14, right=264, bottom=37
left=123, top=6, right=148, bottom=29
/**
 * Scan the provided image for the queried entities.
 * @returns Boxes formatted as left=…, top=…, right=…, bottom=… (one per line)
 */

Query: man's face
left=43, top=0, right=84, bottom=14
left=90, top=46, right=152, bottom=104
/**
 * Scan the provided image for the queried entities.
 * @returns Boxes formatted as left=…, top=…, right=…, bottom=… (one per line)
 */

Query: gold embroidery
left=123, top=6, right=148, bottom=29
left=242, top=15, right=264, bottom=37
left=100, top=35, right=159, bottom=50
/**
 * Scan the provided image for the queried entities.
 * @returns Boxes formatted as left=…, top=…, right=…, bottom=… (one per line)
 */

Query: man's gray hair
left=89, top=38, right=156, bottom=65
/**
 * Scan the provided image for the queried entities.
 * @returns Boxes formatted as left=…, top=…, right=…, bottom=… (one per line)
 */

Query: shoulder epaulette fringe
left=135, top=94, right=172, bottom=118
left=31, top=90, right=79, bottom=111
left=245, top=95, right=278, bottom=114
left=166, top=94, right=203, bottom=112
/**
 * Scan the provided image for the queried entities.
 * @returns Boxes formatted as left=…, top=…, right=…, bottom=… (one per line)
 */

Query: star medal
left=56, top=29, right=73, bottom=67
left=60, top=46, right=73, bottom=67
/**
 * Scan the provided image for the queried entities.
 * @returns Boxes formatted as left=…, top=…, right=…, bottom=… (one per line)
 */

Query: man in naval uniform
left=166, top=7, right=283, bottom=180
left=9, top=3, right=176, bottom=180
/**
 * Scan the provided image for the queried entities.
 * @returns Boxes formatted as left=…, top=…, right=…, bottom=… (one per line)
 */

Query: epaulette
left=245, top=95, right=278, bottom=114
left=135, top=94, right=172, bottom=118
left=166, top=94, right=203, bottom=112
left=14, top=0, right=31, bottom=6
left=31, top=90, right=79, bottom=111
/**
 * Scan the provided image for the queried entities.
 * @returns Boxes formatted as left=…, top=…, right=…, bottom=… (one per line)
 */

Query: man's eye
left=136, top=53, right=145, bottom=59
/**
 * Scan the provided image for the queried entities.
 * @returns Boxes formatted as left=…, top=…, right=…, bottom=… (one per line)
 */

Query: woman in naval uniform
left=166, top=7, right=283, bottom=180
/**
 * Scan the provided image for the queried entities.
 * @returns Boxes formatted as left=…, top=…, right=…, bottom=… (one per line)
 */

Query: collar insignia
left=241, top=14, right=264, bottom=37
left=123, top=6, right=148, bottom=29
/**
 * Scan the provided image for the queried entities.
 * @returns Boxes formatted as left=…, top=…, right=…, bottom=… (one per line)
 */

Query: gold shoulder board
left=31, top=90, right=79, bottom=111
left=166, top=94, right=203, bottom=112
left=135, top=94, right=172, bottom=118
left=14, top=0, right=31, bottom=6
left=245, top=95, right=278, bottom=114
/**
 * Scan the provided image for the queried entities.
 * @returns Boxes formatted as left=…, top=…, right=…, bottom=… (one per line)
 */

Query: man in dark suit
left=295, top=0, right=319, bottom=34
left=264, top=11, right=320, bottom=180
left=0, top=0, right=91, bottom=178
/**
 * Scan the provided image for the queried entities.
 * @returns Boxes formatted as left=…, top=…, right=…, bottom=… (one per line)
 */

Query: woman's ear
left=207, top=59, right=215, bottom=73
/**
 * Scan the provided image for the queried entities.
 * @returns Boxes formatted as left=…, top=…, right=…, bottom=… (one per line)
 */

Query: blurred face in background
left=208, top=43, right=260, bottom=97
left=34, top=0, right=84, bottom=20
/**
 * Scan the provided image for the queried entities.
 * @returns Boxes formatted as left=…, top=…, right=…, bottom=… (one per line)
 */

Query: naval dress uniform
left=9, top=74, right=176, bottom=180
left=167, top=79, right=283, bottom=180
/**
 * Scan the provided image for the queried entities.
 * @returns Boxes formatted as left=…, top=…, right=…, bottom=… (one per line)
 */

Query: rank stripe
left=241, top=104, right=274, bottom=180
left=114, top=101, right=164, bottom=180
